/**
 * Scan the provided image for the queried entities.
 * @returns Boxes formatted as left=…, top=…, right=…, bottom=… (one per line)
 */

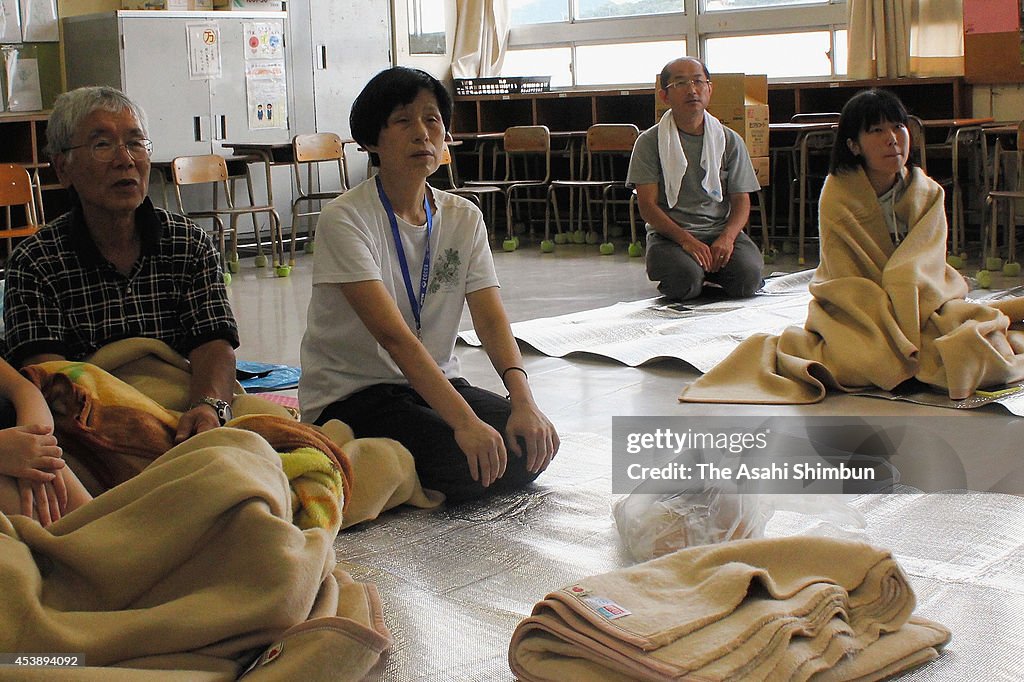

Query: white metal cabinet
left=63, top=11, right=292, bottom=160
left=298, top=0, right=392, bottom=186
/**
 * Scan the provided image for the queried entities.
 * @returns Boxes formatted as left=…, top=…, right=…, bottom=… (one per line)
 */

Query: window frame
left=506, top=0, right=849, bottom=88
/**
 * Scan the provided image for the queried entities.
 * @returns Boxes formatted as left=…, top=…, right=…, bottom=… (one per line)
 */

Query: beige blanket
left=680, top=167, right=1024, bottom=403
left=0, top=429, right=391, bottom=680
left=63, top=339, right=444, bottom=523
left=508, top=536, right=950, bottom=682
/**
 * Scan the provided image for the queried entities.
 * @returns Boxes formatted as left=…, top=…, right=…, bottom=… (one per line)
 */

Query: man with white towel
left=627, top=57, right=763, bottom=301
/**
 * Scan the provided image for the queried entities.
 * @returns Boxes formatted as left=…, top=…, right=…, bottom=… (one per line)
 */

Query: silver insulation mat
left=333, top=433, right=1024, bottom=681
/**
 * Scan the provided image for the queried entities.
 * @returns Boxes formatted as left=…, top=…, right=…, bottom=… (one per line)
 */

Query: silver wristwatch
left=192, top=396, right=233, bottom=425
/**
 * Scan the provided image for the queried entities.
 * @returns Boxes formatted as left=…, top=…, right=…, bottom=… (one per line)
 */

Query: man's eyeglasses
left=63, top=138, right=154, bottom=163
left=665, top=77, right=711, bottom=91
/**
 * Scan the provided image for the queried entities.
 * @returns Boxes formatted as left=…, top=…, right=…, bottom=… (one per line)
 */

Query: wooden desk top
left=919, top=117, right=994, bottom=128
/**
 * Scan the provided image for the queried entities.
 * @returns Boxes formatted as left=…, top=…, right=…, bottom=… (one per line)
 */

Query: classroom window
left=575, top=41, right=686, bottom=86
left=510, top=0, right=683, bottom=25
left=576, top=0, right=684, bottom=20
left=705, top=31, right=838, bottom=79
left=704, top=0, right=828, bottom=11
left=503, top=47, right=574, bottom=88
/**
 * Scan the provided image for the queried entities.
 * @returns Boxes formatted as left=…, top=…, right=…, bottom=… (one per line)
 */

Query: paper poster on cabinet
left=187, top=22, right=223, bottom=80
left=3, top=45, right=42, bottom=111
left=246, top=59, right=287, bottom=129
left=1, top=0, right=23, bottom=43
left=243, top=21, right=284, bottom=60
left=20, top=0, right=56, bottom=42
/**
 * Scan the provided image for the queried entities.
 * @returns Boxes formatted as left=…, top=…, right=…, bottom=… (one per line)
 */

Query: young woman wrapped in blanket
left=681, top=89, right=1024, bottom=403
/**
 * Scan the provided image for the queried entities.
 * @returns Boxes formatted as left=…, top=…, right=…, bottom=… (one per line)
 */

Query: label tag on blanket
left=240, top=641, right=284, bottom=677
left=581, top=595, right=632, bottom=620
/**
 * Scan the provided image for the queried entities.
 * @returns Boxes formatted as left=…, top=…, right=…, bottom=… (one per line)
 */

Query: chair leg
left=244, top=172, right=265, bottom=266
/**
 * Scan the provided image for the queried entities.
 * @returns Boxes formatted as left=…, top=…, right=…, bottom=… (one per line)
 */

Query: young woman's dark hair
left=349, top=66, right=453, bottom=167
left=829, top=88, right=914, bottom=174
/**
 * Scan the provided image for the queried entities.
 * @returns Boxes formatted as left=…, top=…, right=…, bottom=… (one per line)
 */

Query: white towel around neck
left=657, top=109, right=727, bottom=208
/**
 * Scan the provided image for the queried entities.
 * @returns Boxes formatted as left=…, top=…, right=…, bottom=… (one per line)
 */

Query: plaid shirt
left=3, top=198, right=238, bottom=367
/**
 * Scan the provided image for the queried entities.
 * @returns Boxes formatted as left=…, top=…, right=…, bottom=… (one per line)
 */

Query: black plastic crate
left=454, top=76, right=551, bottom=96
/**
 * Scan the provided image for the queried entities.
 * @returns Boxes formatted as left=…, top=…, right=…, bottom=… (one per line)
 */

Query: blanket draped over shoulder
left=20, top=361, right=351, bottom=529
left=680, top=167, right=1024, bottom=404
left=508, top=536, right=951, bottom=682
left=22, top=340, right=443, bottom=528
left=0, top=429, right=391, bottom=681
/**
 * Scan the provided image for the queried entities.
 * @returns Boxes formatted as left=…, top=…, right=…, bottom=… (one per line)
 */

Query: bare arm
left=175, top=338, right=237, bottom=442
left=636, top=182, right=713, bottom=271
left=466, top=287, right=559, bottom=473
left=340, top=280, right=506, bottom=487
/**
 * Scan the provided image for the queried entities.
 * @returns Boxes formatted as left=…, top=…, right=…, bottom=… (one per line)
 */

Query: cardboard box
left=122, top=0, right=213, bottom=9
left=707, top=73, right=769, bottom=159
left=750, top=155, right=770, bottom=187
left=717, top=103, right=770, bottom=158
left=214, top=0, right=283, bottom=9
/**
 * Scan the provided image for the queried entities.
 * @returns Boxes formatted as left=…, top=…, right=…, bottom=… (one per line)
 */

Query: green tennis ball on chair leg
left=628, top=241, right=643, bottom=258
left=585, top=231, right=599, bottom=245
left=275, top=264, right=291, bottom=277
left=503, top=238, right=518, bottom=252
left=554, top=232, right=569, bottom=245
left=976, top=270, right=993, bottom=289
left=986, top=257, right=1004, bottom=271
left=540, top=239, right=555, bottom=253
left=946, top=253, right=963, bottom=269
left=223, top=272, right=232, bottom=286
left=254, top=254, right=268, bottom=268
left=599, top=242, right=615, bottom=255
left=1004, top=262, right=1022, bottom=277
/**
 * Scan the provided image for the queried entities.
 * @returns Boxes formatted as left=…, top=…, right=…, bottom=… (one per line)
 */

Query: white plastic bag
left=612, top=490, right=865, bottom=563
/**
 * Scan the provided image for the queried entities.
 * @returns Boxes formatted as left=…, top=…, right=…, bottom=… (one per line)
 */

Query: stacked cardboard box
left=707, top=73, right=769, bottom=186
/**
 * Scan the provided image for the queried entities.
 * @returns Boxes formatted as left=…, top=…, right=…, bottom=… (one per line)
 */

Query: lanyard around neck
left=375, top=175, right=433, bottom=338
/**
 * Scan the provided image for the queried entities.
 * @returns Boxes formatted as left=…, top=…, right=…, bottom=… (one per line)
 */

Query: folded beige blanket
left=680, top=167, right=1024, bottom=404
left=0, top=429, right=391, bottom=680
left=508, top=536, right=950, bottom=682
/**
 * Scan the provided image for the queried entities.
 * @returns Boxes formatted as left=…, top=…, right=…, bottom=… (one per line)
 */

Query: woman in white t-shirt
left=298, top=67, right=558, bottom=502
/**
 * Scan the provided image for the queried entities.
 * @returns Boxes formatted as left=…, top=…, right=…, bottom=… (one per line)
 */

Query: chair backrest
left=586, top=124, right=640, bottom=153
left=0, top=163, right=40, bottom=238
left=583, top=124, right=640, bottom=181
left=790, top=112, right=840, bottom=124
left=502, top=125, right=550, bottom=182
left=292, top=132, right=349, bottom=196
left=906, top=115, right=927, bottom=172
left=171, top=154, right=229, bottom=186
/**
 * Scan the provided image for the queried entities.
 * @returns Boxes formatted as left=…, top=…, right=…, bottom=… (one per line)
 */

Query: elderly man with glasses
left=627, top=57, right=763, bottom=301
left=2, top=86, right=238, bottom=442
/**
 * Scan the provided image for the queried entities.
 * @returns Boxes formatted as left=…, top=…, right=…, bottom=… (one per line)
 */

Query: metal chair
left=170, top=154, right=286, bottom=278
left=544, top=123, right=639, bottom=253
left=913, top=118, right=988, bottom=260
left=436, top=144, right=503, bottom=240
left=289, top=132, right=350, bottom=266
left=985, top=120, right=1024, bottom=270
left=465, top=125, right=551, bottom=247
left=0, top=163, right=40, bottom=260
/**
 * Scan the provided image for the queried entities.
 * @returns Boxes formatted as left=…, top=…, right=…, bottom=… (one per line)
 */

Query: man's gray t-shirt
left=626, top=124, right=760, bottom=239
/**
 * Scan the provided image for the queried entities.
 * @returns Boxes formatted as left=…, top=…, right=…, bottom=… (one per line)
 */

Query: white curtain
left=451, top=0, right=510, bottom=78
left=847, top=0, right=963, bottom=78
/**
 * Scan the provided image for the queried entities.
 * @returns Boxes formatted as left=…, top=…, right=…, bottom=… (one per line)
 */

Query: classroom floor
left=227, top=241, right=1024, bottom=494
left=225, top=240, right=1022, bottom=680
